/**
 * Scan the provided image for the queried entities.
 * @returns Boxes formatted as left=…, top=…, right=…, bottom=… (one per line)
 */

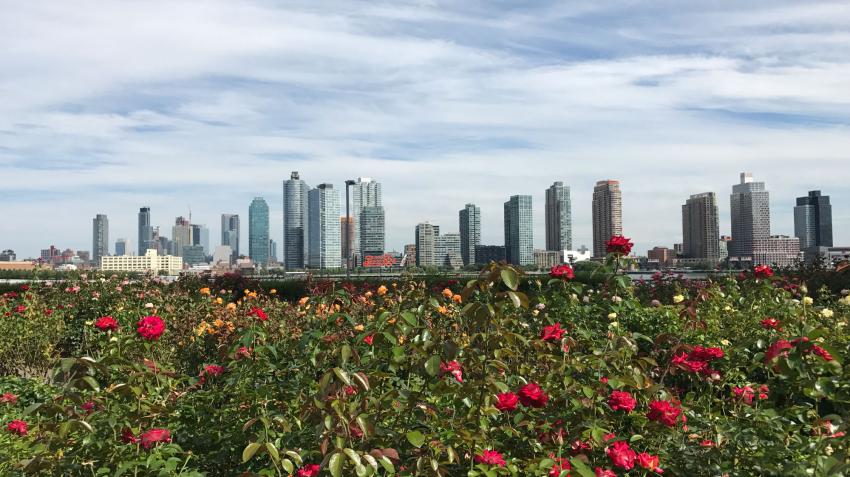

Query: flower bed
left=1, top=257, right=849, bottom=476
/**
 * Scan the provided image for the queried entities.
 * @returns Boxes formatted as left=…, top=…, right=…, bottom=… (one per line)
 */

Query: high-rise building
left=352, top=178, right=382, bottom=262
left=249, top=197, right=270, bottom=266
left=221, top=214, right=240, bottom=261
left=138, top=207, right=153, bottom=255
left=269, top=239, right=278, bottom=264
left=729, top=172, right=770, bottom=258
left=794, top=191, right=833, bottom=250
left=592, top=180, right=622, bottom=258
left=191, top=224, right=210, bottom=255
left=403, top=244, right=417, bottom=267
left=545, top=182, right=572, bottom=251
left=504, top=195, right=533, bottom=266
left=459, top=203, right=481, bottom=266
left=340, top=216, right=355, bottom=262
left=415, top=223, right=438, bottom=267
left=92, top=214, right=109, bottom=266
left=682, top=192, right=721, bottom=265
left=360, top=206, right=385, bottom=259
left=475, top=245, right=506, bottom=264
left=308, top=184, right=341, bottom=269
left=182, top=245, right=206, bottom=265
left=436, top=233, right=463, bottom=268
left=172, top=216, right=193, bottom=258
left=283, top=171, right=309, bottom=270
left=115, top=239, right=127, bottom=256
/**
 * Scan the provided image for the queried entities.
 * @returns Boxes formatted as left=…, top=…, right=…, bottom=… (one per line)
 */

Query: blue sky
left=1, top=0, right=849, bottom=258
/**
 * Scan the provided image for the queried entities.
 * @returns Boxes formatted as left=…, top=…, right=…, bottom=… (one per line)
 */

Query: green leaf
left=425, top=355, right=441, bottom=377
left=501, top=268, right=519, bottom=290
left=569, top=458, right=596, bottom=477
left=242, top=442, right=262, bottom=463
left=329, top=452, right=343, bottom=477
left=406, top=430, right=426, bottom=448
left=333, top=367, right=351, bottom=386
left=401, top=311, right=418, bottom=327
left=340, top=345, right=352, bottom=366
left=265, top=442, right=280, bottom=463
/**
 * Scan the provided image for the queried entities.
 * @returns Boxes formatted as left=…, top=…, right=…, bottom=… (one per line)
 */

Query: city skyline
left=2, top=2, right=850, bottom=258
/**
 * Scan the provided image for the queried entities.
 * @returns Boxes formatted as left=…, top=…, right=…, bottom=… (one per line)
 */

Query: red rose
left=248, top=307, right=268, bottom=321
left=549, top=264, right=575, bottom=280
left=474, top=449, right=506, bottom=467
left=606, top=441, right=636, bottom=470
left=690, top=346, right=724, bottom=361
left=811, top=345, right=834, bottom=362
left=440, top=361, right=463, bottom=383
left=14, top=305, right=26, bottom=313
left=494, top=392, right=519, bottom=412
left=136, top=316, right=165, bottom=341
left=297, top=464, right=321, bottom=477
left=0, top=392, right=17, bottom=405
left=7, top=419, right=27, bottom=436
left=236, top=346, right=253, bottom=359
left=199, top=364, right=225, bottom=384
left=733, top=386, right=755, bottom=405
left=760, top=318, right=781, bottom=330
left=541, top=323, right=566, bottom=342
left=636, top=452, right=662, bottom=473
left=518, top=382, right=549, bottom=408
left=571, top=439, right=592, bottom=455
left=647, top=400, right=682, bottom=427
left=121, top=428, right=138, bottom=444
left=764, top=339, right=792, bottom=363
left=81, top=401, right=96, bottom=413
left=140, top=428, right=171, bottom=449
left=608, top=390, right=637, bottom=413
left=595, top=468, right=617, bottom=477
left=94, top=316, right=119, bottom=332
left=548, top=455, right=571, bottom=476
left=363, top=335, right=374, bottom=346
left=753, top=264, right=774, bottom=279
left=606, top=235, right=634, bottom=255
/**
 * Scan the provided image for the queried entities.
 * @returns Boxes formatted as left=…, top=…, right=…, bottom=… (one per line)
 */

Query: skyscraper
left=138, top=207, right=153, bottom=255
left=729, top=172, right=770, bottom=258
left=352, top=178, right=382, bottom=262
left=360, top=206, right=385, bottom=259
left=459, top=203, right=481, bottom=266
left=172, top=216, right=193, bottom=258
left=545, top=182, right=572, bottom=251
left=191, top=224, right=210, bottom=255
left=115, top=238, right=127, bottom=256
left=592, top=180, right=622, bottom=258
left=283, top=171, right=309, bottom=270
left=415, top=223, right=438, bottom=267
left=504, top=195, right=533, bottom=266
left=249, top=197, right=270, bottom=266
left=269, top=239, right=278, bottom=264
left=436, top=233, right=463, bottom=268
left=92, top=214, right=109, bottom=266
left=308, top=183, right=341, bottom=269
left=794, top=191, right=833, bottom=250
left=682, top=192, right=721, bottom=264
left=221, top=214, right=240, bottom=261
left=340, top=216, right=354, bottom=261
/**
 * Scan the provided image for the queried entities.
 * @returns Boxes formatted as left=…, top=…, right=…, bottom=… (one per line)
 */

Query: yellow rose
left=803, top=297, right=814, bottom=306
left=673, top=295, right=685, bottom=304
left=608, top=312, right=617, bottom=319
left=821, top=308, right=834, bottom=318
left=377, top=285, right=388, bottom=296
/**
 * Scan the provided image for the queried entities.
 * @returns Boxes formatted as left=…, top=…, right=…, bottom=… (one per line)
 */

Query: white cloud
left=0, top=0, right=848, bottom=258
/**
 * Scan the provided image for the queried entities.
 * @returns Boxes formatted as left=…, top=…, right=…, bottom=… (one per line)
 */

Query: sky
left=1, top=0, right=849, bottom=259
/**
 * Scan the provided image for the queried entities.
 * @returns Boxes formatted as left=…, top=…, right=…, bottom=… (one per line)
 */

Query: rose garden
left=1, top=236, right=848, bottom=476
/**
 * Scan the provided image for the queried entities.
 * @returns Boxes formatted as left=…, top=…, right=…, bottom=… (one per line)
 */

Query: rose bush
left=0, top=252, right=848, bottom=476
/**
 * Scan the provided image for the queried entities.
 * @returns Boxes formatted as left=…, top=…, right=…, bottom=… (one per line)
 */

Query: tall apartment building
left=352, top=178, right=382, bottom=262
left=504, top=195, right=533, bottom=266
left=459, top=203, right=481, bottom=266
left=682, top=192, right=721, bottom=265
left=249, top=197, right=270, bottom=266
left=794, top=191, right=833, bottom=250
left=340, top=217, right=354, bottom=262
left=308, top=184, right=341, bottom=269
left=545, top=182, right=572, bottom=251
left=436, top=233, right=463, bottom=268
left=415, top=223, right=438, bottom=267
left=92, top=214, right=109, bottom=266
left=138, top=207, right=153, bottom=255
left=191, top=224, right=210, bottom=255
left=283, top=171, right=309, bottom=269
left=114, top=239, right=127, bottom=257
left=729, top=173, right=770, bottom=258
left=221, top=214, right=240, bottom=261
left=172, top=216, right=193, bottom=257
left=360, top=206, right=385, bottom=259
left=592, top=180, right=623, bottom=258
